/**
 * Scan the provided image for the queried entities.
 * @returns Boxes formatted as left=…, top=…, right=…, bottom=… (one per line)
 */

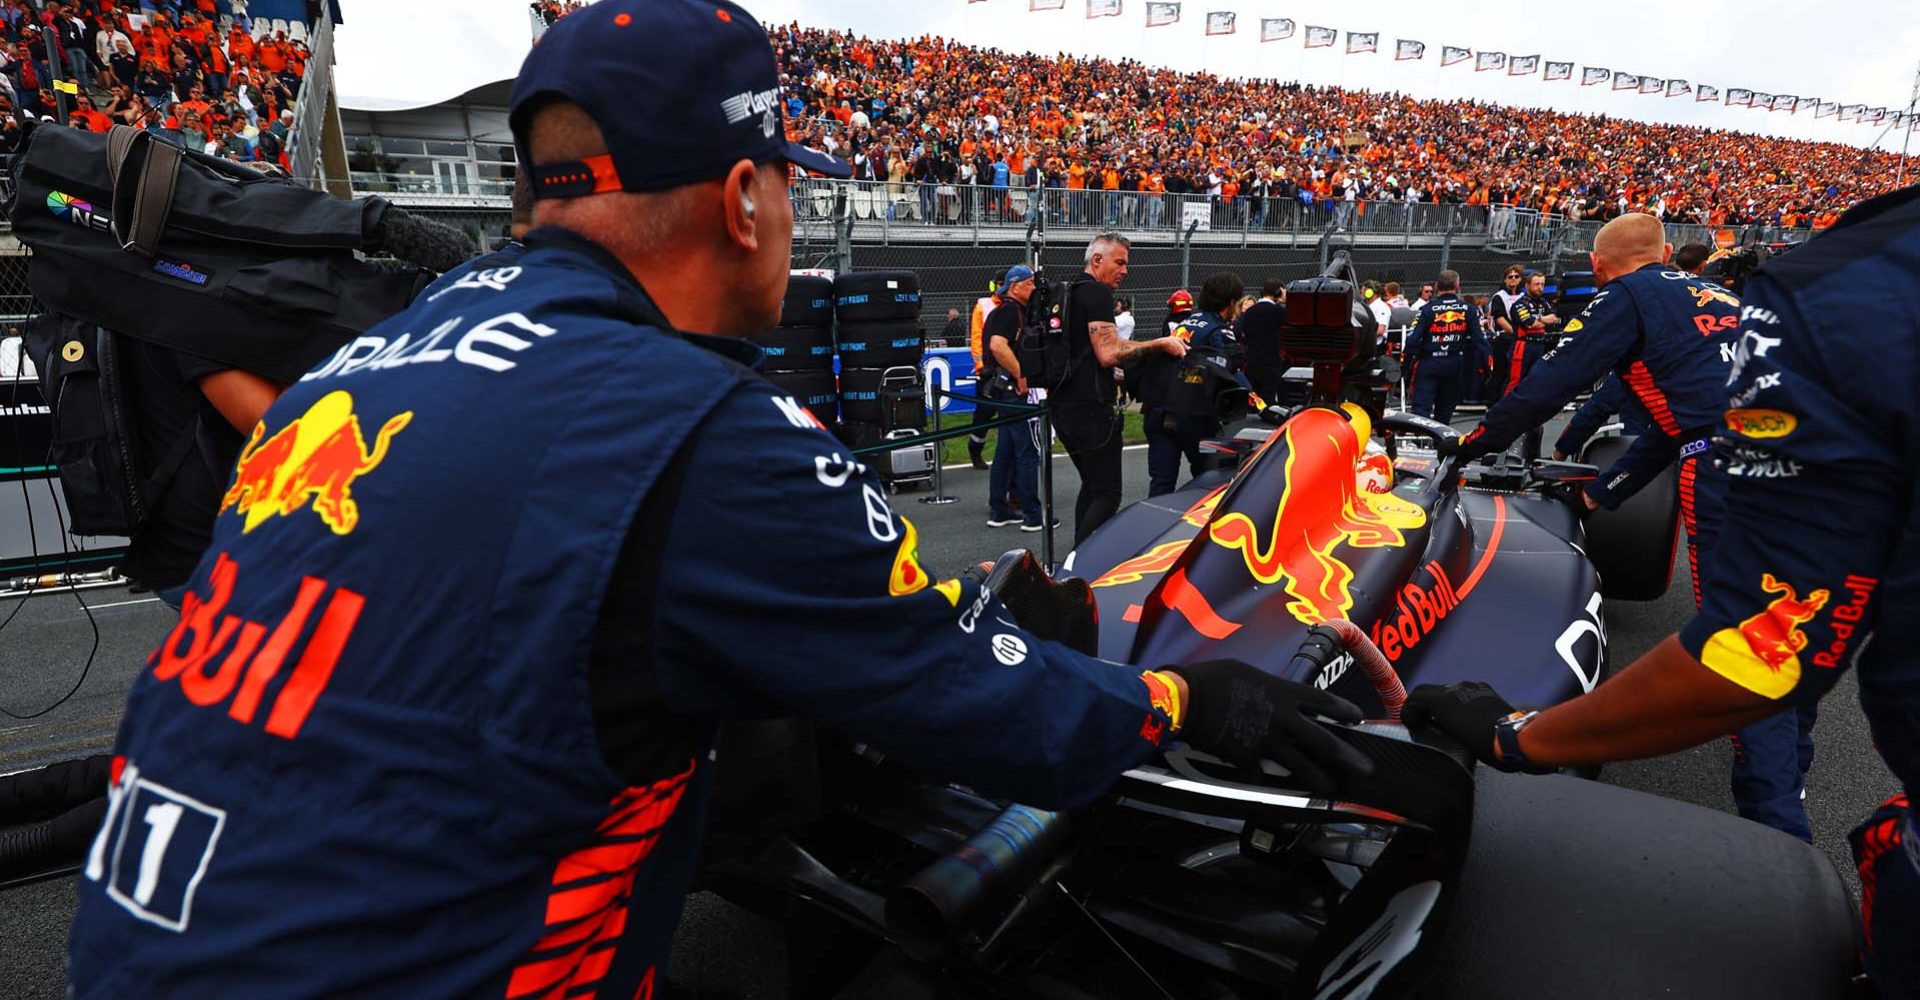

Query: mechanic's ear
left=721, top=158, right=760, bottom=254
left=1662, top=242, right=1674, bottom=264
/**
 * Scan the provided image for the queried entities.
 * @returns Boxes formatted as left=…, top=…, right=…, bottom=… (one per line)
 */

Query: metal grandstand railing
left=287, top=3, right=337, bottom=191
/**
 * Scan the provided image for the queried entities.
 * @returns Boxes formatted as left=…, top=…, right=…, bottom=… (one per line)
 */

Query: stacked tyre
left=755, top=275, right=839, bottom=428
left=833, top=270, right=926, bottom=431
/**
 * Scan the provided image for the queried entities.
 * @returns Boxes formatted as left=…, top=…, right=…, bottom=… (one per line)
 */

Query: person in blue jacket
left=1137, top=271, right=1246, bottom=496
left=1443, top=213, right=1741, bottom=610
left=65, top=5, right=1368, bottom=999
left=1400, top=269, right=1490, bottom=424
left=1551, top=376, right=1641, bottom=461
left=1410, top=183, right=1920, bottom=998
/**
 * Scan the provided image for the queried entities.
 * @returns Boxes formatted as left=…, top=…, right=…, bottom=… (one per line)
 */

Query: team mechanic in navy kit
left=1400, top=268, right=1490, bottom=425
left=1411, top=184, right=1920, bottom=999
left=1440, top=213, right=1827, bottom=842
left=65, top=3, right=1368, bottom=997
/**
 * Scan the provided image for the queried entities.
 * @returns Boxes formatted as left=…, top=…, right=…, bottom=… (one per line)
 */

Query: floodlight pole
left=1899, top=61, right=1920, bottom=189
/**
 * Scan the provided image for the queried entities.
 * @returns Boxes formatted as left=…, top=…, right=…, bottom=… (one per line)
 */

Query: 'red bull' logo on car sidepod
left=221, top=391, right=412, bottom=535
left=1700, top=573, right=1831, bottom=698
left=1207, top=405, right=1426, bottom=624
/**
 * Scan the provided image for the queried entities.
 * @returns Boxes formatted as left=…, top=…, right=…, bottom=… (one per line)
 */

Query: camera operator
left=1060, top=232, right=1187, bottom=543
left=1135, top=271, right=1244, bottom=496
left=68, top=7, right=1370, bottom=996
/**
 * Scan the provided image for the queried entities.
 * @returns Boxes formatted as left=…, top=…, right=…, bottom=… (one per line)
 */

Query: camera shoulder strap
left=104, top=124, right=182, bottom=260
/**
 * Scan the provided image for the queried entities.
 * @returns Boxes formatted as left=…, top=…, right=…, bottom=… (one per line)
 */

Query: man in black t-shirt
left=1055, top=233, right=1187, bottom=544
left=1235, top=278, right=1287, bottom=403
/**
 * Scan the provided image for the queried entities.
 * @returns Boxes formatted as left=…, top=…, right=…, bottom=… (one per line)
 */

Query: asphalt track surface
left=0, top=425, right=1900, bottom=999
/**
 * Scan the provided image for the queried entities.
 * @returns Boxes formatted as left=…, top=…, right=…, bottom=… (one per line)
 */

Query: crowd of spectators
left=0, top=0, right=305, bottom=170
left=773, top=24, right=1901, bottom=233
left=530, top=1, right=589, bottom=27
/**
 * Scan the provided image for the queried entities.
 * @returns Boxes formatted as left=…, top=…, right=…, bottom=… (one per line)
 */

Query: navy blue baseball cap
left=1004, top=264, right=1036, bottom=287
left=509, top=0, right=850, bottom=199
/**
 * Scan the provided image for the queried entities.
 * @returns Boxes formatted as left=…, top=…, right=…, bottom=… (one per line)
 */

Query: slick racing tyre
left=751, top=325, right=834, bottom=371
left=782, top=275, right=835, bottom=328
left=833, top=270, right=922, bottom=323
left=838, top=367, right=925, bottom=428
left=1579, top=435, right=1681, bottom=602
left=835, top=320, right=925, bottom=370
left=761, top=368, right=839, bottom=427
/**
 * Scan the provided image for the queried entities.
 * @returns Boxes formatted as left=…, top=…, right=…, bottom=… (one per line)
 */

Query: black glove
left=1165, top=659, right=1373, bottom=794
left=1403, top=682, right=1530, bottom=773
left=1433, top=426, right=1494, bottom=464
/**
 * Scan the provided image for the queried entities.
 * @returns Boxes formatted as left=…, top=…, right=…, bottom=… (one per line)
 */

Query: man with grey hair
left=1056, top=232, right=1187, bottom=543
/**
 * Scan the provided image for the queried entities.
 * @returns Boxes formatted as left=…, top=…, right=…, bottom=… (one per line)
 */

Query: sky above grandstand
left=336, top=0, right=1920, bottom=152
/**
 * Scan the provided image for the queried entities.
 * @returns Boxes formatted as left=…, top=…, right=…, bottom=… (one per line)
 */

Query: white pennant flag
left=1441, top=45, right=1472, bottom=67
left=1084, top=0, right=1121, bottom=17
left=1508, top=54, right=1539, bottom=76
left=1582, top=66, right=1610, bottom=86
left=1475, top=51, right=1506, bottom=72
left=1667, top=79, right=1690, bottom=98
left=1613, top=71, right=1639, bottom=91
left=1305, top=25, right=1337, bottom=47
left=1260, top=18, right=1294, bottom=41
left=1395, top=39, right=1424, bottom=61
left=1638, top=76, right=1664, bottom=95
left=1144, top=1, right=1179, bottom=27
left=1206, top=10, right=1235, bottom=34
left=1032, top=0, right=1069, bottom=8
left=1544, top=61, right=1573, bottom=81
left=1345, top=32, right=1378, bottom=55
left=1697, top=84, right=1720, bottom=103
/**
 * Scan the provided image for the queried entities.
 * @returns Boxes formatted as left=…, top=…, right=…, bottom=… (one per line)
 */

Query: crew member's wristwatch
left=1492, top=710, right=1555, bottom=774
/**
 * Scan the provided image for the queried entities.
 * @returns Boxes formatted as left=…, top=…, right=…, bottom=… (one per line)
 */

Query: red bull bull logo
left=221, top=391, right=412, bottom=536
left=1701, top=572, right=1831, bottom=698
left=1206, top=405, right=1426, bottom=624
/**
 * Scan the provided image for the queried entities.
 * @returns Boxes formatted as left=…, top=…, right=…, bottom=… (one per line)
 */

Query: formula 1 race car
left=696, top=258, right=1856, bottom=999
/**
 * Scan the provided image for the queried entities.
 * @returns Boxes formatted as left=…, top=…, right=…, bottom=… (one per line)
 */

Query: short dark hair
left=1435, top=270, right=1461, bottom=291
left=1196, top=272, right=1245, bottom=314
left=1674, top=242, right=1712, bottom=272
left=1261, top=277, right=1286, bottom=298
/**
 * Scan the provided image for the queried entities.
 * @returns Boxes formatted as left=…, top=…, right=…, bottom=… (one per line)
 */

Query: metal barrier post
left=919, top=382, right=959, bottom=506
left=1039, top=404, right=1056, bottom=571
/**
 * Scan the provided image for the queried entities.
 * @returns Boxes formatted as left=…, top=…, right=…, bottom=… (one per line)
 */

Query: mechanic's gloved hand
left=1403, top=682, right=1539, bottom=773
left=1163, top=659, right=1373, bottom=794
left=1433, top=426, right=1494, bottom=464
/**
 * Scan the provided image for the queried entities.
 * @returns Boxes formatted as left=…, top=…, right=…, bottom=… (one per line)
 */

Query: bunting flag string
left=966, top=4, right=1889, bottom=121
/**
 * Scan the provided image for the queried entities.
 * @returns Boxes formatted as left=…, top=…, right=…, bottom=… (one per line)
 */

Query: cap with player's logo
left=509, top=0, right=850, bottom=199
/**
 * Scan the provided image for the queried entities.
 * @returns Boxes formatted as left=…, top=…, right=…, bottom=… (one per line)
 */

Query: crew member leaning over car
left=1412, top=182, right=1920, bottom=999
left=1441, top=212, right=1826, bottom=843
left=66, top=4, right=1369, bottom=999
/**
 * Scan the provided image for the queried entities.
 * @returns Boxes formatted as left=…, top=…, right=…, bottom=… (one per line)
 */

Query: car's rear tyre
left=1579, top=434, right=1680, bottom=602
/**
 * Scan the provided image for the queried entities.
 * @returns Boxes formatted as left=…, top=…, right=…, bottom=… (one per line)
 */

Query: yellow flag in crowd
left=52, top=79, right=79, bottom=95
